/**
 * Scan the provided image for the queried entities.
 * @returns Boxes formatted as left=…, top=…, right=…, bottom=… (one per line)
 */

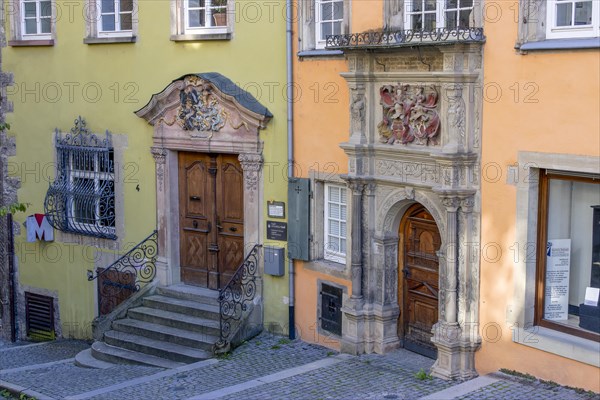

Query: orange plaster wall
left=295, top=262, right=352, bottom=350
left=351, top=0, right=384, bottom=33
left=478, top=1, right=600, bottom=391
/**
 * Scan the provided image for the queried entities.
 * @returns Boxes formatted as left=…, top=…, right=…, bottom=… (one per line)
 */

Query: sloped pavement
left=0, top=333, right=598, bottom=400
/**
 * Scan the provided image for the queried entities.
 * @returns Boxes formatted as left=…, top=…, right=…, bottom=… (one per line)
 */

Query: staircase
left=76, top=284, right=221, bottom=369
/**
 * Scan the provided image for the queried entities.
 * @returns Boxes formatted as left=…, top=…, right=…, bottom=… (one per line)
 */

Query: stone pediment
left=135, top=73, right=272, bottom=144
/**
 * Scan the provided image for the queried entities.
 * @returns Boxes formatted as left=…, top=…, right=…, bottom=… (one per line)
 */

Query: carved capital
left=347, top=180, right=365, bottom=195
left=150, top=147, right=167, bottom=164
left=441, top=196, right=460, bottom=212
left=238, top=153, right=263, bottom=202
left=460, top=196, right=475, bottom=213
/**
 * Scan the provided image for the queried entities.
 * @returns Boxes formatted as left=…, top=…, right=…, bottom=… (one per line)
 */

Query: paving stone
left=0, top=340, right=90, bottom=370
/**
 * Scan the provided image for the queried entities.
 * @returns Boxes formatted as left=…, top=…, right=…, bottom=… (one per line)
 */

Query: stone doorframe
left=135, top=73, right=272, bottom=287
left=337, top=44, right=483, bottom=380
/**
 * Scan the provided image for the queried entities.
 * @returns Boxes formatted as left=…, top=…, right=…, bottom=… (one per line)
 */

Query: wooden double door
left=179, top=152, right=244, bottom=289
left=399, top=204, right=441, bottom=359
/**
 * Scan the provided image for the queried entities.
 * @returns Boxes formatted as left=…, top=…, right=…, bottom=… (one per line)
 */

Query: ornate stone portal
left=135, top=73, right=272, bottom=288
left=338, top=44, right=483, bottom=379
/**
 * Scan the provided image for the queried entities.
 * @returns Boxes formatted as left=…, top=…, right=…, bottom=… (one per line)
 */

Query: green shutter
left=288, top=178, right=310, bottom=261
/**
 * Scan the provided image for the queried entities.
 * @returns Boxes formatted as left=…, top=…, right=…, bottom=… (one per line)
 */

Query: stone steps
left=79, top=284, right=222, bottom=369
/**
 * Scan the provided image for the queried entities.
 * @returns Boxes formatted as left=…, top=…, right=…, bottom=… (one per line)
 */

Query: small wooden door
left=399, top=204, right=440, bottom=359
left=179, top=153, right=244, bottom=289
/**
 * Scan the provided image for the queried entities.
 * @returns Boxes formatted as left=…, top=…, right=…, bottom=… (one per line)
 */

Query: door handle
left=190, top=196, right=201, bottom=201
left=229, top=227, right=237, bottom=232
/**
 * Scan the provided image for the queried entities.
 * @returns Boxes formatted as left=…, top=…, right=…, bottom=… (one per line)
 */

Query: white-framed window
left=315, top=0, right=344, bottom=48
left=184, top=0, right=228, bottom=33
left=97, top=0, right=134, bottom=37
left=546, top=0, right=599, bottom=39
left=20, top=0, right=52, bottom=39
left=324, top=184, right=347, bottom=263
left=404, top=0, right=473, bottom=31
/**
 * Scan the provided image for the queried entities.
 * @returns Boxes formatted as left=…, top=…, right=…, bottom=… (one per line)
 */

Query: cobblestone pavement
left=1, top=334, right=598, bottom=400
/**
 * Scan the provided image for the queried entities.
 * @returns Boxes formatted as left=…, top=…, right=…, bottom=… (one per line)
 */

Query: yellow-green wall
left=5, top=0, right=289, bottom=338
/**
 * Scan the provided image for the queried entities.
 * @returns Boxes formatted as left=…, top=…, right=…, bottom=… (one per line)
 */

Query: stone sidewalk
left=0, top=333, right=598, bottom=400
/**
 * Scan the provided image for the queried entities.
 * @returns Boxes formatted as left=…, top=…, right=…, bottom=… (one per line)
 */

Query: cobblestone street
left=0, top=333, right=598, bottom=400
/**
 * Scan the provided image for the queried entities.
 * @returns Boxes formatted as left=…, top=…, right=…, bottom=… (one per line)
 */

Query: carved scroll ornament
left=378, top=84, right=440, bottom=146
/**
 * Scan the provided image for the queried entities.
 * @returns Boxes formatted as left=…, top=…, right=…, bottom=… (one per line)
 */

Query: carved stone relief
left=238, top=153, right=263, bottom=202
left=378, top=84, right=440, bottom=146
left=151, top=147, right=167, bottom=192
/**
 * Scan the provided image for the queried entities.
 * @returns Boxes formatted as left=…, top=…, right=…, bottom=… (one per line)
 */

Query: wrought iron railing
left=216, top=244, right=261, bottom=349
left=326, top=28, right=485, bottom=49
left=87, top=230, right=158, bottom=315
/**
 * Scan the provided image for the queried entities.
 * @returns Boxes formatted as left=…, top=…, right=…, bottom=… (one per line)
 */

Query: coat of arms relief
left=378, top=84, right=441, bottom=146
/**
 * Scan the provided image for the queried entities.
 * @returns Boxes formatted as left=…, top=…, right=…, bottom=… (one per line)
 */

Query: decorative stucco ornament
left=378, top=84, right=440, bottom=146
left=177, top=84, right=226, bottom=136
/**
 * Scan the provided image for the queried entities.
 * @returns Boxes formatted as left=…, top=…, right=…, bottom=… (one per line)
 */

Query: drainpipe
left=286, top=0, right=295, bottom=340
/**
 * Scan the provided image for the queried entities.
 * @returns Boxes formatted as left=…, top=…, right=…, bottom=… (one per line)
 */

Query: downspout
left=286, top=0, right=295, bottom=340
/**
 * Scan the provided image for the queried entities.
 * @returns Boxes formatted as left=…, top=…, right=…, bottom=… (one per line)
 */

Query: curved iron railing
left=87, top=230, right=158, bottom=315
left=326, top=28, right=485, bottom=49
left=216, top=244, right=261, bottom=349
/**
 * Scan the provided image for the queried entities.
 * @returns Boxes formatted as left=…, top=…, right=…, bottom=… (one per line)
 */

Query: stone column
left=431, top=195, right=463, bottom=380
left=340, top=179, right=366, bottom=355
left=151, top=146, right=170, bottom=285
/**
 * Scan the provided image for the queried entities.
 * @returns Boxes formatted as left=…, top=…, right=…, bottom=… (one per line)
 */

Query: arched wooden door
left=398, top=204, right=441, bottom=359
left=178, top=152, right=244, bottom=289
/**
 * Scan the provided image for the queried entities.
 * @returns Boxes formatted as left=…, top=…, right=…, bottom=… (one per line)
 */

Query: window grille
left=44, top=117, right=116, bottom=239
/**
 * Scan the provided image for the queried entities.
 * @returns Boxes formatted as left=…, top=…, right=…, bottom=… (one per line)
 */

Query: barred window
left=45, top=117, right=116, bottom=240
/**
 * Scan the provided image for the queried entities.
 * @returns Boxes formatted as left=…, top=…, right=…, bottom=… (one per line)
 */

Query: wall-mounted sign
left=544, top=239, right=571, bottom=321
left=267, top=221, right=287, bottom=241
left=267, top=201, right=286, bottom=219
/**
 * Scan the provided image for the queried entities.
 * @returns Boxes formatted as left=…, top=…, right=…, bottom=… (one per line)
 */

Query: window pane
left=329, top=219, right=340, bottom=235
left=321, top=2, right=333, bottom=21
left=24, top=19, right=37, bottom=34
left=574, top=1, right=592, bottom=25
left=461, top=0, right=473, bottom=8
left=340, top=238, right=346, bottom=254
left=102, top=14, right=116, bottom=31
left=413, top=0, right=423, bottom=12
left=189, top=0, right=201, bottom=8
left=120, top=13, right=132, bottom=29
left=329, top=186, right=339, bottom=202
left=40, top=17, right=51, bottom=33
left=458, top=9, right=471, bottom=28
left=329, top=203, right=340, bottom=219
left=327, top=236, right=339, bottom=252
left=424, top=13, right=436, bottom=30
left=412, top=15, right=423, bottom=30
left=332, top=21, right=342, bottom=35
left=425, top=0, right=436, bottom=11
left=188, top=10, right=204, bottom=27
left=333, top=1, right=343, bottom=19
left=446, top=11, right=457, bottom=29
left=556, top=2, right=573, bottom=26
left=40, top=1, right=52, bottom=17
left=120, top=0, right=133, bottom=12
left=340, top=221, right=346, bottom=237
left=24, top=2, right=36, bottom=18
left=340, top=204, right=347, bottom=221
left=446, top=0, right=458, bottom=9
left=101, top=0, right=115, bottom=13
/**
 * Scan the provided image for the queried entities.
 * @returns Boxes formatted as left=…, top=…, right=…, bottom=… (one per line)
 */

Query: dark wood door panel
left=399, top=204, right=441, bottom=358
left=179, top=152, right=244, bottom=289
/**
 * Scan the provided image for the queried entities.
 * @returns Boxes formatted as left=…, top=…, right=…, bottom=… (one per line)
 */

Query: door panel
left=399, top=204, right=440, bottom=359
left=179, top=152, right=244, bottom=289
left=216, top=155, right=245, bottom=287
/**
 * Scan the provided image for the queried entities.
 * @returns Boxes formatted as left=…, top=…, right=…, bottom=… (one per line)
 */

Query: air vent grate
left=25, top=292, right=55, bottom=341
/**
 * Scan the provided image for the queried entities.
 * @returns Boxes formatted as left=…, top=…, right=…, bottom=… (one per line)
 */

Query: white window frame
left=96, top=0, right=135, bottom=38
left=183, top=0, right=229, bottom=34
left=403, top=0, right=474, bottom=31
left=546, top=0, right=599, bottom=39
left=324, top=184, right=347, bottom=264
left=20, top=0, right=52, bottom=40
left=67, top=150, right=116, bottom=235
left=315, top=0, right=344, bottom=49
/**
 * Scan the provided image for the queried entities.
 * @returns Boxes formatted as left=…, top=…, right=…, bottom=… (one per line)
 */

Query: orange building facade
left=291, top=0, right=599, bottom=389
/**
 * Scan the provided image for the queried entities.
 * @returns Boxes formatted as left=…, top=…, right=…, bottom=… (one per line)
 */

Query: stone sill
left=170, top=33, right=232, bottom=42
left=512, top=326, right=600, bottom=367
left=84, top=36, right=137, bottom=45
left=8, top=39, right=54, bottom=47
left=518, top=37, right=600, bottom=51
left=297, top=49, right=344, bottom=59
left=303, top=258, right=349, bottom=280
